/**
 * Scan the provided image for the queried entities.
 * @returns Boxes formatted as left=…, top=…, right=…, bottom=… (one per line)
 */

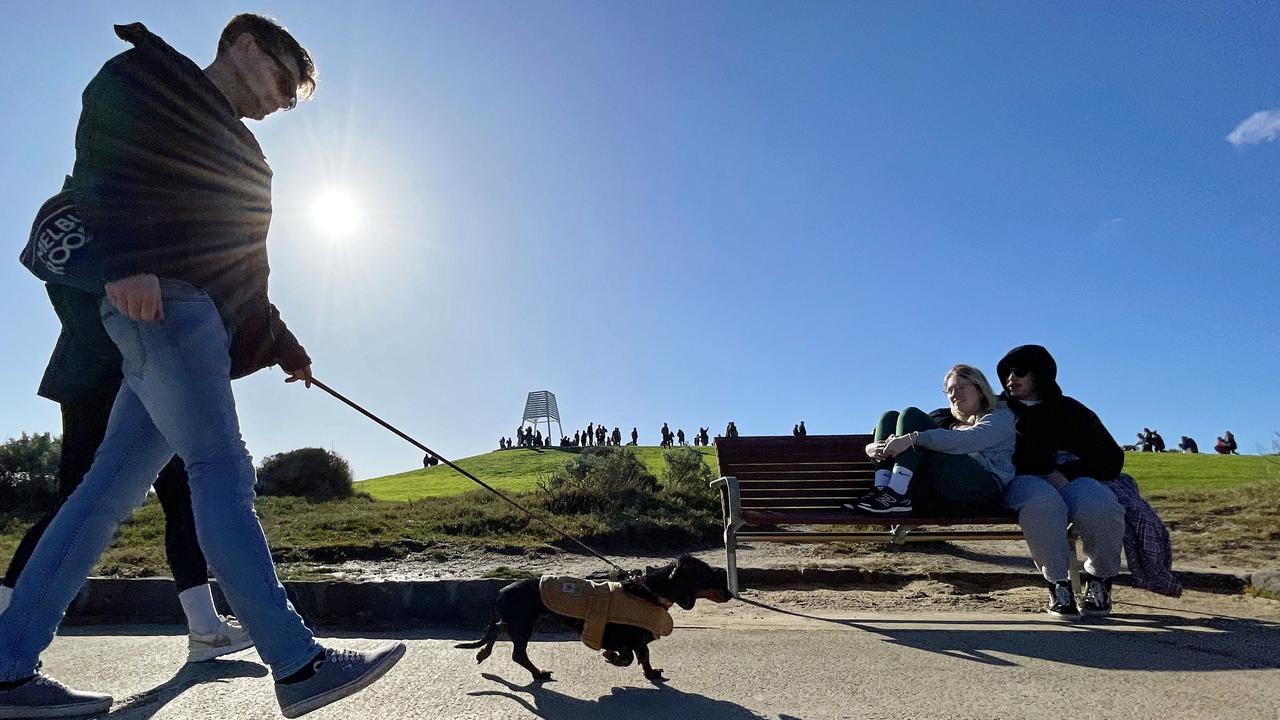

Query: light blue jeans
left=1003, top=474, right=1125, bottom=583
left=0, top=280, right=318, bottom=681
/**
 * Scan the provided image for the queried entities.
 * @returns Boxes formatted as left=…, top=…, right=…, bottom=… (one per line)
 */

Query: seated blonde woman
left=848, top=364, right=1015, bottom=514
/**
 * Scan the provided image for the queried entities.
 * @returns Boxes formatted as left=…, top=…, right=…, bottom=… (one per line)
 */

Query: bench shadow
left=741, top=598, right=1280, bottom=672
left=104, top=659, right=267, bottom=719
left=470, top=672, right=771, bottom=720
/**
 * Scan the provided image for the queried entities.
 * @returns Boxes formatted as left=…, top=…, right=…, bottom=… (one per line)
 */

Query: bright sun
left=312, top=190, right=362, bottom=239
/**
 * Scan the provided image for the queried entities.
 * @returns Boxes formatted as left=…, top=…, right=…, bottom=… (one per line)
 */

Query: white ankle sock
left=0, top=585, right=12, bottom=615
left=887, top=465, right=914, bottom=495
left=179, top=584, right=223, bottom=635
left=873, top=469, right=892, bottom=488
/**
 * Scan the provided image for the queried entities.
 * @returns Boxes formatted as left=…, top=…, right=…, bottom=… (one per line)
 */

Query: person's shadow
left=741, top=598, right=1280, bottom=671
left=470, top=672, right=770, bottom=720
left=105, top=659, right=267, bottom=718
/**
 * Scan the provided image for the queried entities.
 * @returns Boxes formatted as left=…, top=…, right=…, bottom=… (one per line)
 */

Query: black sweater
left=1008, top=396, right=1124, bottom=481
left=64, top=23, right=308, bottom=375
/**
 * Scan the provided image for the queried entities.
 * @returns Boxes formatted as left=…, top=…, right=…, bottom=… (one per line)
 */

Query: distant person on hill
left=1224, top=431, right=1238, bottom=454
left=1150, top=430, right=1165, bottom=453
left=612, top=427, right=622, bottom=446
left=586, top=423, right=594, bottom=445
left=524, top=427, right=534, bottom=448
left=573, top=430, right=581, bottom=446
left=995, top=345, right=1125, bottom=621
left=798, top=420, right=807, bottom=437
left=516, top=426, right=525, bottom=447
left=597, top=425, right=606, bottom=446
left=792, top=424, right=800, bottom=437
left=1214, top=436, right=1228, bottom=454
left=661, top=423, right=672, bottom=448
left=700, top=427, right=710, bottom=446
left=726, top=421, right=739, bottom=439
left=677, top=429, right=686, bottom=446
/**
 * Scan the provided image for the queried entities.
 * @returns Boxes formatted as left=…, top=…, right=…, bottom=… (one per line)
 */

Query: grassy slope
left=359, top=446, right=718, bottom=501
left=358, top=446, right=1271, bottom=502
left=1, top=449, right=1274, bottom=578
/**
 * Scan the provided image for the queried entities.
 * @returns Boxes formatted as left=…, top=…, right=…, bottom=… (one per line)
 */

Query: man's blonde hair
left=944, top=364, right=1002, bottom=425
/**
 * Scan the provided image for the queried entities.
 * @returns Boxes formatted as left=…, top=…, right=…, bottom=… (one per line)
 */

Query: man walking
left=2, top=16, right=404, bottom=718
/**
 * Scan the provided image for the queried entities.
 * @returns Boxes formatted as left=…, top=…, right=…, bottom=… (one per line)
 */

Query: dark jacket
left=42, top=22, right=309, bottom=386
left=996, top=345, right=1123, bottom=481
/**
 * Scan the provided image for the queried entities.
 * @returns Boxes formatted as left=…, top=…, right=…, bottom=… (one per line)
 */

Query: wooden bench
left=710, top=434, right=1074, bottom=597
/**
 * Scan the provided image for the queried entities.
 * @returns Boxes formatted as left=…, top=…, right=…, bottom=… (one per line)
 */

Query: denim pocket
left=100, top=300, right=148, bottom=379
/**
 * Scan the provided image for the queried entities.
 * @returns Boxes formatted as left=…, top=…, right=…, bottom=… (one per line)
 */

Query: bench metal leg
left=1068, top=531, right=1083, bottom=596
left=725, top=527, right=740, bottom=598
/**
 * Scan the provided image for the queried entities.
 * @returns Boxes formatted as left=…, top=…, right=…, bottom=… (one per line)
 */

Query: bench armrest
left=710, top=476, right=745, bottom=532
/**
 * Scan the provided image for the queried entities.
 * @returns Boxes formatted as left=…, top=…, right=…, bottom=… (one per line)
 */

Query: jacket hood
left=996, top=344, right=1063, bottom=400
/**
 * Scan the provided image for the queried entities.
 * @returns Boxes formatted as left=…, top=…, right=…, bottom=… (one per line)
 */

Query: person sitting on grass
left=847, top=364, right=1014, bottom=515
left=996, top=344, right=1125, bottom=620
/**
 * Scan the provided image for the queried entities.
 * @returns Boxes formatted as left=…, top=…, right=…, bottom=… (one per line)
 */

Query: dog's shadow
left=471, top=672, right=770, bottom=720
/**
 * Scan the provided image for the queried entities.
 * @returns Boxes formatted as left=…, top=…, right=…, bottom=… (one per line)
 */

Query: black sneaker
left=842, top=487, right=884, bottom=511
left=1081, top=574, right=1113, bottom=616
left=856, top=487, right=912, bottom=514
left=1047, top=581, right=1080, bottom=620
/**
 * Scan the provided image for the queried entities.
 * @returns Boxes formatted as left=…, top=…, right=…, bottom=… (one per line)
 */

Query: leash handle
left=306, top=377, right=629, bottom=575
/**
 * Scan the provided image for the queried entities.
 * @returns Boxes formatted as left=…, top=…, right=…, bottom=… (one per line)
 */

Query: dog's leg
left=635, top=644, right=665, bottom=682
left=510, top=631, right=553, bottom=683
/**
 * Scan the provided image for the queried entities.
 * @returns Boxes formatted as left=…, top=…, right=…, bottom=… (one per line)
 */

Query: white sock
left=887, top=465, right=914, bottom=495
left=179, top=584, right=223, bottom=635
left=0, top=585, right=12, bottom=615
left=873, top=469, right=892, bottom=488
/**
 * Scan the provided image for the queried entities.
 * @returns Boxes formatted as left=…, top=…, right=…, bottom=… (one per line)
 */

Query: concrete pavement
left=31, top=602, right=1280, bottom=720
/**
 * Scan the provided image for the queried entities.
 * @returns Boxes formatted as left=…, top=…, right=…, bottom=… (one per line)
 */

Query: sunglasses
left=1007, top=367, right=1031, bottom=378
left=256, top=38, right=298, bottom=110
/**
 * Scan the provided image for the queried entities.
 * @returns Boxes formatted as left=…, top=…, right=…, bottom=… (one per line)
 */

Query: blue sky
left=2, top=2, right=1277, bottom=480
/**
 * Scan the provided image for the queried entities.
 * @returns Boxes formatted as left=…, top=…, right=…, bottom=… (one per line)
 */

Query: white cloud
left=1226, top=110, right=1280, bottom=147
left=1094, top=217, right=1126, bottom=242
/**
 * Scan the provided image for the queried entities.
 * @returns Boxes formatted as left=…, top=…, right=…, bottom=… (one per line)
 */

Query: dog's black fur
left=456, top=554, right=731, bottom=683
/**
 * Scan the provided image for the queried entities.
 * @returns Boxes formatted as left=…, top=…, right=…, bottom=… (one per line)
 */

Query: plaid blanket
left=1105, top=474, right=1183, bottom=597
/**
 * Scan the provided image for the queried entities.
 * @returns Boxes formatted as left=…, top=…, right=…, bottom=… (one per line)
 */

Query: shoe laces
left=326, top=647, right=365, bottom=671
left=1052, top=585, right=1075, bottom=605
left=1085, top=579, right=1110, bottom=604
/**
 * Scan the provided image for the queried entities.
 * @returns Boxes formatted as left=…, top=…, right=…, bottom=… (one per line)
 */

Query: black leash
left=306, top=377, right=630, bottom=576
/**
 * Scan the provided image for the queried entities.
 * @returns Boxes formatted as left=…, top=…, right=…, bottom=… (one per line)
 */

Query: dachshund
left=456, top=554, right=731, bottom=683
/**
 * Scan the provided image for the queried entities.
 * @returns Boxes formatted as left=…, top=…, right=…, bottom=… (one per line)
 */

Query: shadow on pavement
left=105, top=659, right=267, bottom=719
left=470, top=672, right=771, bottom=720
left=742, top=598, right=1280, bottom=672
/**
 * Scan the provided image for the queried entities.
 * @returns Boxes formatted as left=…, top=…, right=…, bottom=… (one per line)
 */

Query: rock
left=1250, top=570, right=1280, bottom=595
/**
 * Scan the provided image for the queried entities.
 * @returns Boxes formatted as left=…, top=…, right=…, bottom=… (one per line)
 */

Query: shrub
left=256, top=448, right=354, bottom=500
left=537, top=446, right=658, bottom=516
left=0, top=432, right=61, bottom=511
left=659, top=447, right=718, bottom=512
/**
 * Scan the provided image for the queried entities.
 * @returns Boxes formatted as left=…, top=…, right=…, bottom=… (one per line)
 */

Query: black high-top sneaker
left=1047, top=580, right=1080, bottom=620
left=1080, top=573, right=1114, bottom=616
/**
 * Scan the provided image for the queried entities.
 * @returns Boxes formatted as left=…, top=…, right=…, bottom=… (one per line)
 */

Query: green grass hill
left=359, top=446, right=1275, bottom=502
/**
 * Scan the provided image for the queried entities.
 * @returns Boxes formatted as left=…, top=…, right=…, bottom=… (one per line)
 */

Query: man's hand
left=105, top=274, right=163, bottom=322
left=1046, top=470, right=1070, bottom=491
left=285, top=365, right=313, bottom=388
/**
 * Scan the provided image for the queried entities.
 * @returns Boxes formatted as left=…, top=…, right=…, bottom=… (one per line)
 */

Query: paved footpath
left=35, top=601, right=1280, bottom=720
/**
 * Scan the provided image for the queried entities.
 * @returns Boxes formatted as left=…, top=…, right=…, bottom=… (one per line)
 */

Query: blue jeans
left=1003, top=474, right=1125, bottom=583
left=0, top=280, right=318, bottom=681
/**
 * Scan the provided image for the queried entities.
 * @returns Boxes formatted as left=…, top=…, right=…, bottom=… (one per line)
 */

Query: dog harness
left=538, top=576, right=674, bottom=650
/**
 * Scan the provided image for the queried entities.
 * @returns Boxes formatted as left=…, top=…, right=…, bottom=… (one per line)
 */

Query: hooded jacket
left=33, top=22, right=309, bottom=399
left=996, top=345, right=1123, bottom=481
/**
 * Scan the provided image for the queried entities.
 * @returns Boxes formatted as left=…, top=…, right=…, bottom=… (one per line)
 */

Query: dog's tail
left=455, top=608, right=502, bottom=663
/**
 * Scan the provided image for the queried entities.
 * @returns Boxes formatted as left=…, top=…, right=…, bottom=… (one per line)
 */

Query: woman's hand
left=864, top=441, right=887, bottom=461
left=881, top=433, right=916, bottom=459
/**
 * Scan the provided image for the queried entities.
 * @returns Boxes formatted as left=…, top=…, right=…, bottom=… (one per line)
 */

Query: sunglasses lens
left=1010, top=367, right=1029, bottom=378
